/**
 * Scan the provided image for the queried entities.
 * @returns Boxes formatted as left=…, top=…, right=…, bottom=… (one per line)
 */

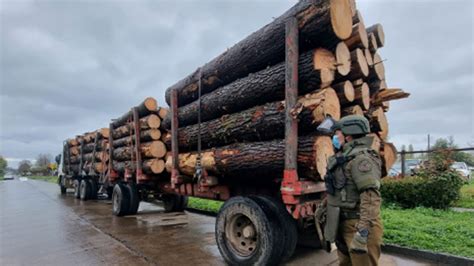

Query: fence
left=398, top=147, right=474, bottom=177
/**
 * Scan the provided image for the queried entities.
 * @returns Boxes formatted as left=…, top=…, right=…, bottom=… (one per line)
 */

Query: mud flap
left=324, top=205, right=340, bottom=243
left=314, top=205, right=331, bottom=252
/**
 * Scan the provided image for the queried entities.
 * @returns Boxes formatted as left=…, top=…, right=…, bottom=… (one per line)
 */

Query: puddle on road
left=133, top=212, right=189, bottom=226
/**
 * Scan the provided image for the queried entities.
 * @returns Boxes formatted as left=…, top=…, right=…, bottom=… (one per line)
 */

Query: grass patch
left=382, top=206, right=474, bottom=258
left=187, top=197, right=223, bottom=213
left=29, top=175, right=58, bottom=183
left=454, top=181, right=474, bottom=209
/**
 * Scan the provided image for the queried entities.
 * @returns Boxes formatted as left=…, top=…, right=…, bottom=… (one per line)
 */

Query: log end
left=360, top=83, right=371, bottom=110
left=148, top=114, right=162, bottom=129
left=313, top=48, right=336, bottom=71
left=158, top=107, right=169, bottom=120
left=330, top=0, right=354, bottom=40
left=364, top=49, right=373, bottom=66
left=314, top=136, right=334, bottom=179
left=150, top=141, right=167, bottom=158
left=372, top=53, right=385, bottom=80
left=382, top=142, right=397, bottom=174
left=312, top=88, right=341, bottom=122
left=343, top=81, right=355, bottom=102
left=335, top=42, right=351, bottom=76
left=144, top=97, right=158, bottom=112
left=355, top=48, right=369, bottom=77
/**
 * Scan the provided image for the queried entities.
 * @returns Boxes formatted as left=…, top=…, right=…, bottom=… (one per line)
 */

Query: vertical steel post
left=171, top=89, right=179, bottom=188
left=401, top=150, right=406, bottom=177
left=132, top=107, right=143, bottom=182
left=284, top=16, right=299, bottom=174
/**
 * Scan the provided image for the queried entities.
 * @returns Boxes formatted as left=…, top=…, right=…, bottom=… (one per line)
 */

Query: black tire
left=79, top=179, right=91, bottom=201
left=252, top=196, right=298, bottom=262
left=162, top=194, right=186, bottom=212
left=73, top=179, right=81, bottom=199
left=112, top=183, right=130, bottom=216
left=215, top=196, right=283, bottom=266
left=106, top=186, right=114, bottom=200
left=88, top=179, right=98, bottom=200
left=59, top=176, right=67, bottom=195
left=126, top=183, right=140, bottom=215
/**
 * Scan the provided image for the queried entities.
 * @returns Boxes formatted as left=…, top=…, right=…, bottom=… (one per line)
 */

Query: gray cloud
left=1, top=0, right=473, bottom=168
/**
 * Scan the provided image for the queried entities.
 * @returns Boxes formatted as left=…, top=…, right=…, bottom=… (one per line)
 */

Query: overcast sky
left=1, top=0, right=473, bottom=168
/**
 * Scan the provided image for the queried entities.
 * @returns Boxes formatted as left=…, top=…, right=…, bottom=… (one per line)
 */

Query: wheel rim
left=226, top=214, right=258, bottom=257
left=80, top=181, right=85, bottom=199
left=112, top=189, right=120, bottom=213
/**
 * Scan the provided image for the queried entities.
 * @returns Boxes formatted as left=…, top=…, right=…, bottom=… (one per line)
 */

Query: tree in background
left=18, top=160, right=32, bottom=175
left=432, top=136, right=474, bottom=166
left=32, top=154, right=53, bottom=176
left=0, top=156, right=7, bottom=177
left=407, top=144, right=415, bottom=159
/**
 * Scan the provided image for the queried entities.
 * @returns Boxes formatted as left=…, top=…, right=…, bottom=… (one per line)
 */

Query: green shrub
left=381, top=171, right=464, bottom=209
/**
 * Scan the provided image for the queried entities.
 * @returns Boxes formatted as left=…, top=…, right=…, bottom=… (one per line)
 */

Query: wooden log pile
left=64, top=128, right=110, bottom=176
left=109, top=97, right=168, bottom=175
left=163, top=0, right=408, bottom=181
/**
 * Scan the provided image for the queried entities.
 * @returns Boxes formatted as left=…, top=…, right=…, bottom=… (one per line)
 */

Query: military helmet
left=334, top=115, right=370, bottom=135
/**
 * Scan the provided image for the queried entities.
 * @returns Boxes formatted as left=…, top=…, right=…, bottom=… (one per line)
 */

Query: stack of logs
left=65, top=128, right=110, bottom=176
left=109, top=97, right=168, bottom=175
left=162, top=0, right=408, bottom=180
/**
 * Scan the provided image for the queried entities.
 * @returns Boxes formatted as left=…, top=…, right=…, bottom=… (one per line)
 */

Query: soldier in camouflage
left=323, top=115, right=383, bottom=266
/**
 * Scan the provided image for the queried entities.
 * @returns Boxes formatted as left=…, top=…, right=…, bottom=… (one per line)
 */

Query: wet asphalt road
left=0, top=179, right=436, bottom=265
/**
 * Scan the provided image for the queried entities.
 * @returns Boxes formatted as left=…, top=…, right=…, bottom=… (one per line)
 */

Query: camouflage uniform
left=324, top=136, right=383, bottom=266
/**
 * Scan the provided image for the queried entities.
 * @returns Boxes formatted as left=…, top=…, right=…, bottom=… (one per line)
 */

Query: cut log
left=165, top=136, right=334, bottom=180
left=335, top=42, right=351, bottom=76
left=67, top=138, right=78, bottom=147
left=368, top=107, right=388, bottom=140
left=112, top=129, right=162, bottom=148
left=371, top=88, right=410, bottom=106
left=381, top=142, right=397, bottom=175
left=366, top=24, right=385, bottom=48
left=113, top=141, right=167, bottom=160
left=165, top=88, right=340, bottom=150
left=369, top=52, right=385, bottom=81
left=113, top=159, right=165, bottom=174
left=162, top=49, right=336, bottom=129
left=70, top=146, right=79, bottom=156
left=344, top=48, right=369, bottom=81
left=164, top=0, right=353, bottom=106
left=111, top=97, right=157, bottom=128
left=342, top=105, right=364, bottom=116
left=368, top=79, right=387, bottom=94
left=344, top=22, right=368, bottom=50
left=368, top=33, right=378, bottom=53
left=382, top=101, right=390, bottom=112
left=98, top=128, right=109, bottom=139
left=82, top=140, right=108, bottom=153
left=332, top=81, right=354, bottom=104
left=352, top=82, right=370, bottom=110
left=364, top=48, right=373, bottom=67
left=349, top=0, right=357, bottom=17
left=158, top=107, right=168, bottom=120
left=71, top=151, right=109, bottom=164
left=112, top=114, right=161, bottom=139
left=353, top=10, right=364, bottom=24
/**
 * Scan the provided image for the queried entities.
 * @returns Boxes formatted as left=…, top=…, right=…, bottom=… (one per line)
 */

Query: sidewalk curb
left=382, top=244, right=474, bottom=266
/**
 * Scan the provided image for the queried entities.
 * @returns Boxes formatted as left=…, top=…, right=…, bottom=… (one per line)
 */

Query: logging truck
left=58, top=0, right=406, bottom=264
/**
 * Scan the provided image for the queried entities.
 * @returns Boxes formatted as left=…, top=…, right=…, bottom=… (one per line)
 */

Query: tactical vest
left=326, top=137, right=382, bottom=210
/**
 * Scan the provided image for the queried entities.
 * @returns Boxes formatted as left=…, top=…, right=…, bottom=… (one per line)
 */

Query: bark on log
left=111, top=97, right=157, bottom=128
left=113, top=141, right=167, bottom=160
left=332, top=81, right=354, bottom=104
left=162, top=48, right=336, bottom=129
left=70, top=146, right=79, bottom=156
left=71, top=151, right=109, bottom=164
left=112, top=114, right=161, bottom=139
left=382, top=101, right=390, bottom=112
left=165, top=89, right=340, bottom=151
left=165, top=136, right=334, bottom=180
left=366, top=24, right=385, bottom=48
left=82, top=140, right=108, bottom=153
left=353, top=10, right=363, bottom=24
left=113, top=159, right=165, bottom=174
left=368, top=107, right=388, bottom=140
left=369, top=52, right=385, bottom=81
left=112, top=129, right=162, bottom=148
left=67, top=138, right=78, bottom=147
left=368, top=79, right=387, bottom=94
left=344, top=21, right=368, bottom=50
left=351, top=82, right=370, bottom=110
left=164, top=0, right=353, bottom=107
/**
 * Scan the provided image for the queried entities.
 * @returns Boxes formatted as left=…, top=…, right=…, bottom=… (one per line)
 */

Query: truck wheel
left=88, top=179, right=98, bottom=200
left=59, top=176, right=67, bottom=195
left=112, top=183, right=130, bottom=216
left=106, top=186, right=114, bottom=200
left=251, top=196, right=298, bottom=262
left=215, top=196, right=283, bottom=266
left=126, top=183, right=140, bottom=215
left=73, top=180, right=81, bottom=199
left=79, top=179, right=91, bottom=201
left=162, top=194, right=187, bottom=212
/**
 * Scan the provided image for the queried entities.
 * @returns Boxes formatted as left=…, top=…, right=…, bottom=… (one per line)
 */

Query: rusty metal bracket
left=170, top=89, right=179, bottom=189
left=132, top=107, right=144, bottom=183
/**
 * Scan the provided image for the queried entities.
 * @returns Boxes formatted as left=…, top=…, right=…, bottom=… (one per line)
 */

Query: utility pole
left=427, top=134, right=431, bottom=151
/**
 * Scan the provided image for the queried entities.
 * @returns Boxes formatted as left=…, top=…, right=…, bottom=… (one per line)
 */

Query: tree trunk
left=368, top=107, right=388, bottom=140
left=71, top=151, right=109, bottom=164
left=332, top=80, right=354, bottom=104
left=344, top=21, right=368, bottom=50
left=164, top=88, right=340, bottom=151
left=164, top=0, right=353, bottom=106
left=82, top=140, right=108, bottom=153
left=371, top=88, right=410, bottom=106
left=366, top=24, right=384, bottom=48
left=112, top=114, right=161, bottom=139
left=112, top=129, right=162, bottom=148
left=113, top=141, right=167, bottom=160
left=162, top=48, right=336, bottom=129
left=368, top=79, right=387, bottom=94
left=165, top=136, right=334, bottom=180
left=113, top=159, right=165, bottom=174
left=111, top=97, right=157, bottom=128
